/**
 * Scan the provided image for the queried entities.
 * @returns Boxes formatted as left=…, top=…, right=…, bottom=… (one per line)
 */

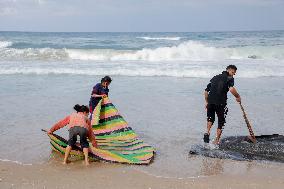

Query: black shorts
left=207, top=104, right=228, bottom=129
left=68, top=126, right=89, bottom=149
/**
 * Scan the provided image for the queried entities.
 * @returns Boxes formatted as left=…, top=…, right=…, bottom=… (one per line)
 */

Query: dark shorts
left=68, top=126, right=89, bottom=149
left=207, top=104, right=228, bottom=129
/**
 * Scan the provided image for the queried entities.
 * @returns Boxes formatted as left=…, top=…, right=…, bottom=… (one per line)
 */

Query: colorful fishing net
left=45, top=97, right=155, bottom=165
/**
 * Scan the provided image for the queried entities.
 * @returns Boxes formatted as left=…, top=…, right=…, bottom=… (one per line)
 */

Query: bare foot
left=212, top=140, right=220, bottom=145
left=63, top=160, right=70, bottom=165
left=85, top=161, right=90, bottom=166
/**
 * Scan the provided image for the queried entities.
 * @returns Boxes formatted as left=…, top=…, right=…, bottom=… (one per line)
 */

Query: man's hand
left=47, top=130, right=52, bottom=134
left=236, top=96, right=241, bottom=103
left=92, top=141, right=98, bottom=148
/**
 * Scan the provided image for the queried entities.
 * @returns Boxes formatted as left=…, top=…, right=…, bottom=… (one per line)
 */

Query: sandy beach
left=1, top=75, right=284, bottom=188
left=1, top=160, right=284, bottom=189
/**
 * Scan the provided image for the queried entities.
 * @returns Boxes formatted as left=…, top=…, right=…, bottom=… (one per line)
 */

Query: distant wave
left=1, top=40, right=284, bottom=61
left=0, top=41, right=13, bottom=48
left=1, top=67, right=283, bottom=78
left=66, top=41, right=284, bottom=61
left=137, top=37, right=181, bottom=41
left=1, top=60, right=283, bottom=78
left=0, top=47, right=68, bottom=60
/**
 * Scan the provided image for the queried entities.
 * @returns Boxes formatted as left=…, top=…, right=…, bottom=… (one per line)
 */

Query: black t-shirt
left=205, top=71, right=234, bottom=105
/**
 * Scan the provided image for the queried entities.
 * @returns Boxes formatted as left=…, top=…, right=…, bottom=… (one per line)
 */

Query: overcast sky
left=0, top=0, right=284, bottom=32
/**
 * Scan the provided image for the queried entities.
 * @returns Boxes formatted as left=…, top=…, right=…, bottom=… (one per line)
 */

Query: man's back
left=206, top=71, right=234, bottom=105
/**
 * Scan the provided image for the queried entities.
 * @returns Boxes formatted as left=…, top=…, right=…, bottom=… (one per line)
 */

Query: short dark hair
left=73, top=104, right=89, bottom=113
left=101, top=76, right=112, bottom=83
left=226, top=65, right=237, bottom=71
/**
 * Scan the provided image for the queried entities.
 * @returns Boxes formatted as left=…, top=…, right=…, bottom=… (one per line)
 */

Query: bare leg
left=203, top=121, right=213, bottom=143
left=206, top=121, right=213, bottom=135
left=214, top=104, right=227, bottom=145
left=83, top=148, right=90, bottom=166
left=213, top=128, right=223, bottom=145
left=63, top=146, right=72, bottom=164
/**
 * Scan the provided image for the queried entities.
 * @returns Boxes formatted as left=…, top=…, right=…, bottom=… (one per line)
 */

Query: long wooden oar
left=239, top=103, right=257, bottom=143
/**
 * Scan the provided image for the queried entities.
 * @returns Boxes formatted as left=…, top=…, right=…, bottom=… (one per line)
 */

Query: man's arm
left=204, top=91, right=209, bottom=109
left=48, top=116, right=70, bottom=134
left=91, top=94, right=106, bottom=98
left=86, top=119, right=97, bottom=148
left=204, top=91, right=209, bottom=103
left=204, top=83, right=211, bottom=109
left=229, top=87, right=241, bottom=103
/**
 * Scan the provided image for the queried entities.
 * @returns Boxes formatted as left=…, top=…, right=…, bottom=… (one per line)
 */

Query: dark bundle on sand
left=189, top=134, right=284, bottom=162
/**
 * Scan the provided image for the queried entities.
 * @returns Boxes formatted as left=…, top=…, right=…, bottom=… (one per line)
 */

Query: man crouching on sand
left=48, top=104, right=97, bottom=165
left=203, top=65, right=241, bottom=144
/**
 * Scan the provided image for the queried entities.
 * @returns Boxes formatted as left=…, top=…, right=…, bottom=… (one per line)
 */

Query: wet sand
left=1, top=76, right=284, bottom=188
left=1, top=160, right=284, bottom=189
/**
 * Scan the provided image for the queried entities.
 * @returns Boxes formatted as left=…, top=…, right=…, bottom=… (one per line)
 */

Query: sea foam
left=1, top=60, right=283, bottom=78
left=0, top=41, right=13, bottom=48
left=66, top=41, right=284, bottom=61
left=137, top=36, right=181, bottom=41
left=1, top=40, right=284, bottom=61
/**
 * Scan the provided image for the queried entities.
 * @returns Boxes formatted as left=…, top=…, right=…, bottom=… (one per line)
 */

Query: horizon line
left=0, top=29, right=284, bottom=33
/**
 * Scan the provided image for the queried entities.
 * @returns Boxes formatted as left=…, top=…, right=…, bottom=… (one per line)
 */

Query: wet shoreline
left=0, top=75, right=283, bottom=178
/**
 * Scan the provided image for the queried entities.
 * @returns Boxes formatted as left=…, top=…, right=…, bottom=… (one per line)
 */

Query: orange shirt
left=69, top=112, right=90, bottom=129
left=49, top=112, right=96, bottom=145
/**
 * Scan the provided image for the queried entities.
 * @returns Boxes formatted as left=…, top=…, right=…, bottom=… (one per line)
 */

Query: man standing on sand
left=203, top=65, right=241, bottom=144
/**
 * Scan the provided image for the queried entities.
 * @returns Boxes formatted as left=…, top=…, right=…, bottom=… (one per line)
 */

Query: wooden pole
left=239, top=103, right=257, bottom=143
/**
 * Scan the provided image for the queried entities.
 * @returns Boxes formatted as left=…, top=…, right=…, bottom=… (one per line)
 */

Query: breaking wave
left=137, top=36, right=181, bottom=41
left=1, top=40, right=284, bottom=61
left=1, top=60, right=283, bottom=78
left=1, top=39, right=284, bottom=78
left=0, top=41, right=13, bottom=48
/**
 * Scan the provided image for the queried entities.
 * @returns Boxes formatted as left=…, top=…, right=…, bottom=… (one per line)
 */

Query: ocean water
left=0, top=31, right=284, bottom=177
left=1, top=31, right=284, bottom=77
